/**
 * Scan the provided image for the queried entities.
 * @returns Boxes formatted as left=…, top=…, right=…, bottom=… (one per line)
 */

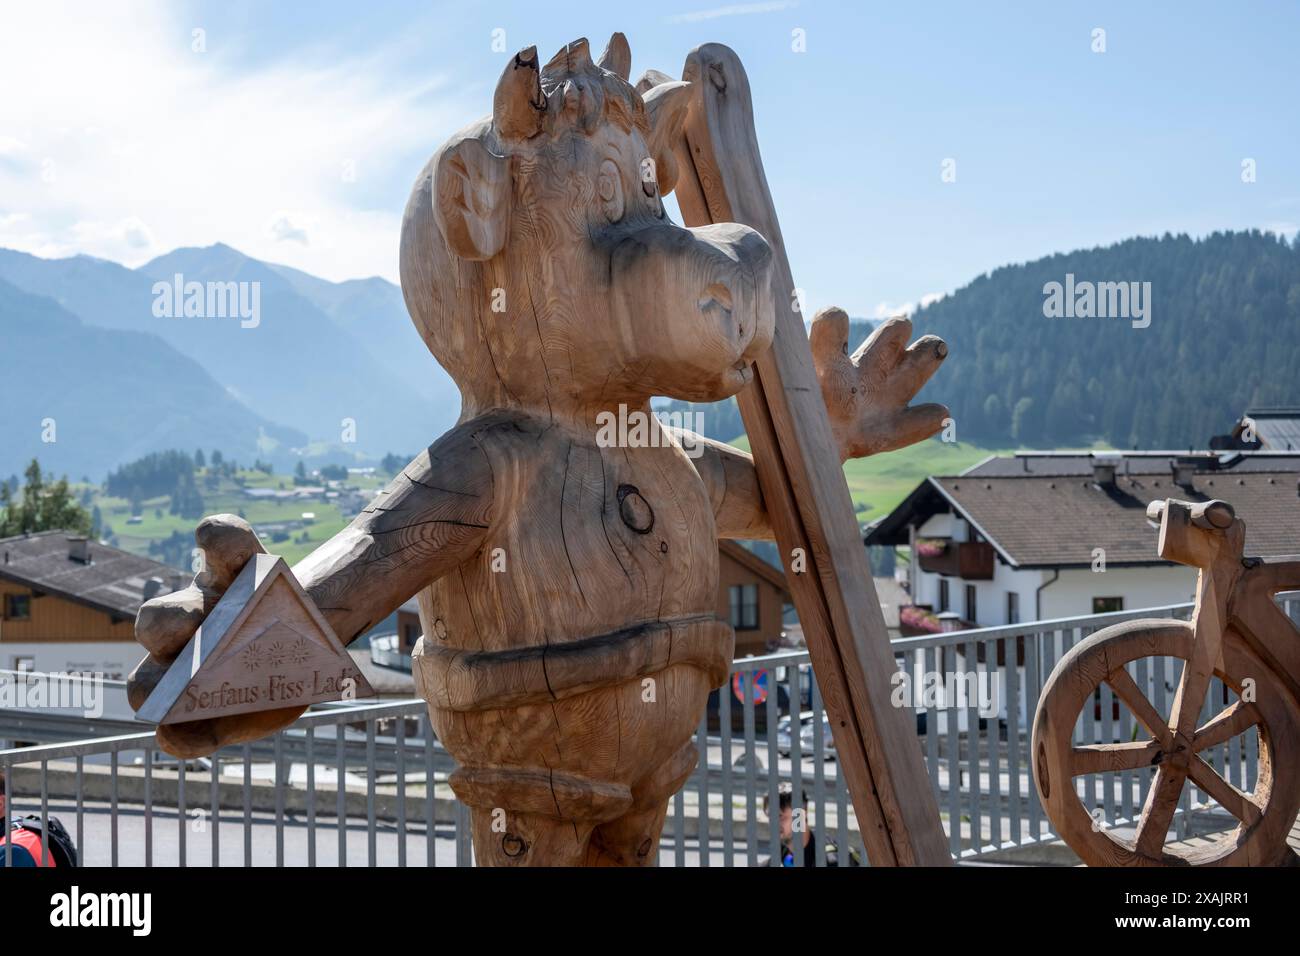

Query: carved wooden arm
left=672, top=429, right=773, bottom=540
left=128, top=422, right=495, bottom=757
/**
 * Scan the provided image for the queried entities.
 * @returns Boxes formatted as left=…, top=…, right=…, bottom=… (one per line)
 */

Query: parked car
left=776, top=712, right=837, bottom=759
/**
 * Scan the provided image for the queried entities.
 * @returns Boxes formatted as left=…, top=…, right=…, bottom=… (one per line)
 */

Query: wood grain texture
left=668, top=43, right=950, bottom=865
left=131, top=33, right=953, bottom=867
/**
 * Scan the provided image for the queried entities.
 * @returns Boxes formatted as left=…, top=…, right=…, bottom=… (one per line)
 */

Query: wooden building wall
left=0, top=578, right=135, bottom=644
left=715, top=548, right=789, bottom=658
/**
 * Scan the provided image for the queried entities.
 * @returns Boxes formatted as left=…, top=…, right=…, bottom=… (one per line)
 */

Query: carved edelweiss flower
left=266, top=641, right=286, bottom=667
left=240, top=644, right=264, bottom=671
left=286, top=637, right=309, bottom=665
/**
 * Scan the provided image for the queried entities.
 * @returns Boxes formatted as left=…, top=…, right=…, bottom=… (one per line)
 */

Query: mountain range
left=2, top=229, right=1296, bottom=481
left=0, top=244, right=461, bottom=479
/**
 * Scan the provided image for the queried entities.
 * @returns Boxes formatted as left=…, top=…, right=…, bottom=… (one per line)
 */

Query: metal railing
left=3, top=596, right=1295, bottom=866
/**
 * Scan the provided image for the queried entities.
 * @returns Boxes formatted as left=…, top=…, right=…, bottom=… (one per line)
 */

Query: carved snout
left=1153, top=497, right=1244, bottom=568
left=607, top=219, right=774, bottom=400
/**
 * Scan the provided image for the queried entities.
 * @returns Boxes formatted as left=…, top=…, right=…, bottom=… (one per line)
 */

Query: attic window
left=3, top=594, right=31, bottom=621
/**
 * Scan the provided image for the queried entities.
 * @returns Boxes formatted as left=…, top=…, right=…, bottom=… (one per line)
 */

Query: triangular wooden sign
left=137, top=554, right=374, bottom=724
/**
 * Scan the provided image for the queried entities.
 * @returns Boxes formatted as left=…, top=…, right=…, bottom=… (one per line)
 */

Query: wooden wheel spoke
left=1187, top=756, right=1263, bottom=827
left=1193, top=699, right=1261, bottom=752
left=1070, top=739, right=1162, bottom=776
left=1134, top=766, right=1184, bottom=857
left=1106, top=666, right=1173, bottom=749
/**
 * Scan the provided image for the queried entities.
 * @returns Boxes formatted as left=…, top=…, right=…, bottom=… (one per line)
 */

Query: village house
left=866, top=450, right=1300, bottom=635
left=0, top=531, right=184, bottom=678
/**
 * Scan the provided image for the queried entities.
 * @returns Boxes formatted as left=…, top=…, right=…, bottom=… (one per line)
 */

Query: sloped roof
left=964, top=451, right=1300, bottom=478
left=867, top=459, right=1300, bottom=568
left=1246, top=408, right=1300, bottom=451
left=0, top=530, right=182, bottom=620
left=719, top=539, right=791, bottom=596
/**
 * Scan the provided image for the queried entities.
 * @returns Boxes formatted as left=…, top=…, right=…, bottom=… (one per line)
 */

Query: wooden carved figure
left=127, top=33, right=948, bottom=866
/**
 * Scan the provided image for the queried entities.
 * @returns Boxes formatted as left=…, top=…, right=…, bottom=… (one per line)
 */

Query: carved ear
left=597, top=32, right=631, bottom=80
left=641, top=80, right=692, bottom=194
left=433, top=135, right=511, bottom=261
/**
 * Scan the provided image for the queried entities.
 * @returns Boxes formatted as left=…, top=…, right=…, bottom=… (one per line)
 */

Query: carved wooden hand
left=126, top=515, right=302, bottom=758
left=808, top=307, right=949, bottom=462
left=128, top=427, right=494, bottom=758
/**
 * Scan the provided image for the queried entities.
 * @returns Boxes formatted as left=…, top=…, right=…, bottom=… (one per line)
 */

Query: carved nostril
left=698, top=283, right=734, bottom=315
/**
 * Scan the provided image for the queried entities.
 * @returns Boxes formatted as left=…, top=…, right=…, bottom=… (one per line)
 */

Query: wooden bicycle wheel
left=1032, top=618, right=1300, bottom=866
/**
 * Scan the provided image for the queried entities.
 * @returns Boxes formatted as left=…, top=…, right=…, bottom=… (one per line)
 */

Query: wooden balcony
left=917, top=540, right=995, bottom=580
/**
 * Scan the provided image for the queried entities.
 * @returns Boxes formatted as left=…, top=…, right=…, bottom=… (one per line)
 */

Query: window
left=965, top=585, right=977, bottom=624
left=1093, top=597, right=1124, bottom=614
left=729, top=584, right=759, bottom=630
left=938, top=579, right=950, bottom=613
left=402, top=622, right=421, bottom=652
left=1006, top=592, right=1020, bottom=625
left=3, top=594, right=31, bottom=621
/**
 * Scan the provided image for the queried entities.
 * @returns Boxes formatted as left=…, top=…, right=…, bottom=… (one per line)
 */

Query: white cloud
left=668, top=1, right=799, bottom=23
left=0, top=2, right=462, bottom=281
left=873, top=300, right=914, bottom=319
left=267, top=213, right=310, bottom=245
left=873, top=291, right=944, bottom=319
left=69, top=217, right=158, bottom=255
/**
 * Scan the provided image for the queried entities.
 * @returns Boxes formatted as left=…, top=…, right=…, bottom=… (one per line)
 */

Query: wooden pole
left=668, top=43, right=950, bottom=865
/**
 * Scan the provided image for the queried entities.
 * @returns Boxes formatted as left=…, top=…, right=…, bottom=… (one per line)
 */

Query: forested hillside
left=910, top=230, right=1300, bottom=449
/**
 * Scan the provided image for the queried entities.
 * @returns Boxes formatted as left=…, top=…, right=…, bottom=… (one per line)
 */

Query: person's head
left=763, top=783, right=805, bottom=843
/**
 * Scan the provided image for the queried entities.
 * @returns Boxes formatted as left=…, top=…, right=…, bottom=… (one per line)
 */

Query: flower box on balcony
left=917, top=540, right=995, bottom=580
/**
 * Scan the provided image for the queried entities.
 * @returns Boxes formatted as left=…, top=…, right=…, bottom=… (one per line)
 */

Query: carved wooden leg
left=451, top=765, right=633, bottom=867
left=468, top=807, right=596, bottom=867
left=585, top=740, right=699, bottom=866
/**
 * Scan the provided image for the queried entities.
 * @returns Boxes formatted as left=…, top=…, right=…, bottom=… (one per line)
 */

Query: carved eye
left=597, top=159, right=625, bottom=223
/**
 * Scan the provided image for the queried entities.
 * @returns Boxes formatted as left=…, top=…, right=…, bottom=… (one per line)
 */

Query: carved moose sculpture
left=127, top=33, right=949, bottom=866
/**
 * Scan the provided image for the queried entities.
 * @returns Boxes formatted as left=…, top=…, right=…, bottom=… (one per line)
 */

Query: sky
left=1, top=0, right=1297, bottom=319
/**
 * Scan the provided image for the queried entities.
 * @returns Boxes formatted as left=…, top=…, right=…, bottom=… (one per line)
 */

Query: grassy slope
left=92, top=439, right=1007, bottom=569
left=729, top=436, right=1006, bottom=524
left=89, top=468, right=392, bottom=568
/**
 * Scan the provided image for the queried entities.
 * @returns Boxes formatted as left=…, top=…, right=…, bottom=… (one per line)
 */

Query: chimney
left=142, top=577, right=165, bottom=603
left=1171, top=458, right=1196, bottom=488
left=67, top=535, right=91, bottom=564
left=1092, top=461, right=1117, bottom=486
